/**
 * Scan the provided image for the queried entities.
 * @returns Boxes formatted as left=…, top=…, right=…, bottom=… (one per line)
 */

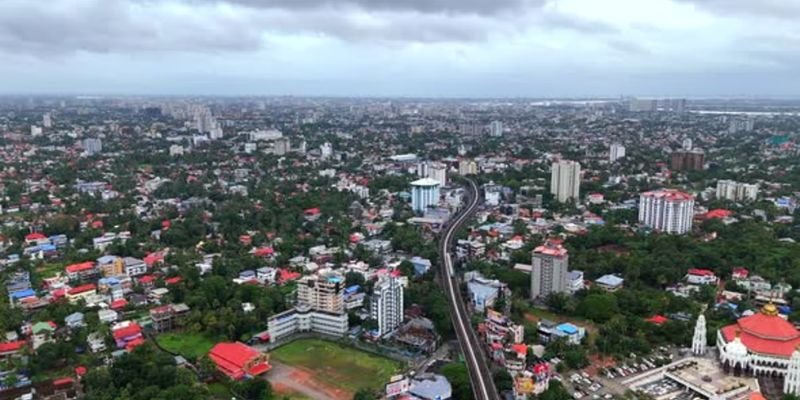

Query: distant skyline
left=1, top=0, right=800, bottom=97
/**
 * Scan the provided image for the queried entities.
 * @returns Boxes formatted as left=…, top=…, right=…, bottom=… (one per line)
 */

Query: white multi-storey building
left=410, top=178, right=441, bottom=212
left=489, top=121, right=503, bottom=137
left=609, top=143, right=626, bottom=163
left=82, top=138, right=103, bottom=155
left=638, top=189, right=695, bottom=234
left=296, top=270, right=345, bottom=314
left=716, top=180, right=759, bottom=202
left=169, top=145, right=184, bottom=156
left=370, top=276, right=404, bottom=337
left=320, top=142, right=333, bottom=159
left=268, top=270, right=350, bottom=342
left=531, top=240, right=569, bottom=300
left=417, top=162, right=447, bottom=187
left=458, top=159, right=478, bottom=176
left=428, top=163, right=447, bottom=187
left=550, top=161, right=581, bottom=203
left=267, top=305, right=349, bottom=342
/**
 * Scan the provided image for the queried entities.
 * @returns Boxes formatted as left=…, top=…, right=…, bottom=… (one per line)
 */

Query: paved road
left=438, top=178, right=499, bottom=400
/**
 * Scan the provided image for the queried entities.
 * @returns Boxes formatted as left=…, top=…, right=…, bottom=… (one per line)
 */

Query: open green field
left=156, top=331, right=218, bottom=360
left=271, top=339, right=403, bottom=393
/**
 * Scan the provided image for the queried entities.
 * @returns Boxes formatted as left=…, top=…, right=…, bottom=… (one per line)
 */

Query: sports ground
left=268, top=339, right=404, bottom=399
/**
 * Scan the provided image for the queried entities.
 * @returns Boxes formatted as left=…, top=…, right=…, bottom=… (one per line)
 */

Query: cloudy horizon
left=1, top=0, right=799, bottom=98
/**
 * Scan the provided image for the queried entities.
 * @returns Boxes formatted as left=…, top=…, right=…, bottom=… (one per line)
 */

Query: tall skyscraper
left=274, top=137, right=291, bottom=156
left=320, top=142, right=333, bottom=160
left=370, top=275, right=404, bottom=337
left=417, top=162, right=446, bottom=186
left=716, top=180, right=759, bottom=202
left=550, top=161, right=581, bottom=203
left=458, top=159, right=478, bottom=176
left=729, top=118, right=755, bottom=134
left=531, top=240, right=569, bottom=300
left=638, top=189, right=695, bottom=234
left=609, top=143, right=626, bottom=163
left=428, top=163, right=447, bottom=187
left=82, top=138, right=103, bottom=156
left=489, top=121, right=503, bottom=137
left=410, top=178, right=441, bottom=212
left=459, top=123, right=483, bottom=136
left=682, top=138, right=693, bottom=150
left=42, top=113, right=52, bottom=128
left=296, top=270, right=345, bottom=314
left=670, top=149, right=705, bottom=171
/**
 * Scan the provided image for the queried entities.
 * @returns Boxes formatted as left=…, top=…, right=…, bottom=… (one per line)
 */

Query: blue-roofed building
left=409, top=374, right=452, bottom=400
left=568, top=270, right=584, bottom=293
left=239, top=270, right=256, bottom=281
left=344, top=285, right=365, bottom=310
left=595, top=274, right=624, bottom=292
left=97, top=255, right=117, bottom=264
left=65, top=312, right=85, bottom=329
left=409, top=256, right=432, bottom=277
left=9, top=288, right=36, bottom=306
left=49, top=234, right=68, bottom=248
left=538, top=320, right=586, bottom=345
left=344, top=285, right=360, bottom=295
left=465, top=271, right=508, bottom=313
left=5, top=271, right=31, bottom=293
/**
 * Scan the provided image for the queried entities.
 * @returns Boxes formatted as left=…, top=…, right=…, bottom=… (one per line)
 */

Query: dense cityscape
left=0, top=96, right=799, bottom=400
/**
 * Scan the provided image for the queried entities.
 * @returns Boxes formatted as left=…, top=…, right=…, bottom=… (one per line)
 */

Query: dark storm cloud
left=0, top=0, right=264, bottom=55
left=0, top=0, right=616, bottom=55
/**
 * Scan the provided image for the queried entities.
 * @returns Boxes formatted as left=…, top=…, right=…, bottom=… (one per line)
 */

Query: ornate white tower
left=785, top=347, right=800, bottom=395
left=692, top=315, right=707, bottom=355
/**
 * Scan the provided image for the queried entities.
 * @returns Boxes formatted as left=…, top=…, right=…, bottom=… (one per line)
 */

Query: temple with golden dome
left=716, top=303, right=800, bottom=377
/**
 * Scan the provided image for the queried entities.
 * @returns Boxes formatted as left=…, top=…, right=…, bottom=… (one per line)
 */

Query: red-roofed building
left=717, top=303, right=800, bottom=377
left=125, top=337, right=146, bottom=352
left=112, top=322, right=143, bottom=349
left=65, top=261, right=98, bottom=281
left=511, top=343, right=528, bottom=358
left=143, top=251, right=165, bottom=267
left=66, top=284, right=97, bottom=303
left=686, top=268, right=718, bottom=285
left=646, top=315, right=668, bottom=325
left=138, top=275, right=155, bottom=285
left=733, top=267, right=750, bottom=281
left=277, top=269, right=301, bottom=284
left=165, top=276, right=182, bottom=285
left=252, top=247, right=274, bottom=257
left=25, top=232, right=48, bottom=245
left=239, top=235, right=252, bottom=246
left=704, top=208, right=733, bottom=220
left=208, top=342, right=271, bottom=380
left=110, top=299, right=128, bottom=310
left=639, top=189, right=695, bottom=234
left=53, top=377, right=75, bottom=387
left=0, top=340, right=26, bottom=358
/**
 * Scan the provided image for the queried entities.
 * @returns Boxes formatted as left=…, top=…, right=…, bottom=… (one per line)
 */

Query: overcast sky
left=0, top=0, right=799, bottom=97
